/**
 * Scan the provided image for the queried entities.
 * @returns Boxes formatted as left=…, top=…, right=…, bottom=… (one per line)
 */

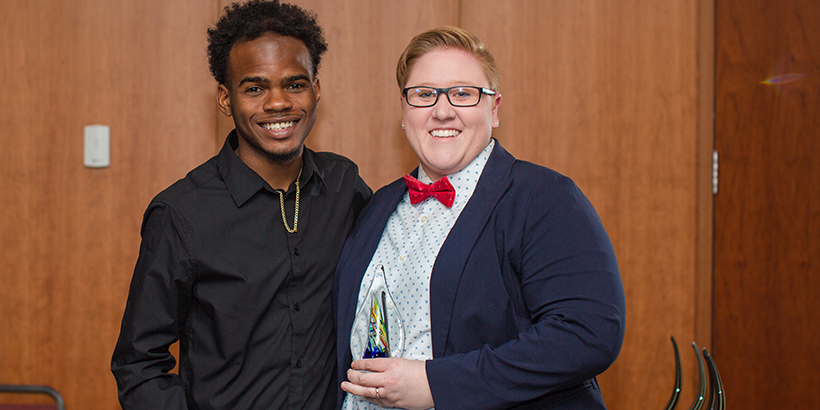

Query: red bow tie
left=403, top=174, right=456, bottom=207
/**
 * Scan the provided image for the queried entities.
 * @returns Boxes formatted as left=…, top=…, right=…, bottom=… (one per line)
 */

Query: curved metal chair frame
left=0, top=384, right=65, bottom=410
left=664, top=336, right=682, bottom=410
left=664, top=336, right=725, bottom=410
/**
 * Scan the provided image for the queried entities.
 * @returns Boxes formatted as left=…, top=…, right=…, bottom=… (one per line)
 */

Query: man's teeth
left=430, top=129, right=460, bottom=137
left=263, top=121, right=294, bottom=130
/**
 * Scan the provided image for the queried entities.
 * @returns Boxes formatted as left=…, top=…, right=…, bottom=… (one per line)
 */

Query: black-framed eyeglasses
left=402, top=85, right=496, bottom=107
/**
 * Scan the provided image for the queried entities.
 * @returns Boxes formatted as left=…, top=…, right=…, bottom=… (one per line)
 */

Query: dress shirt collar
left=217, top=130, right=325, bottom=207
left=414, top=139, right=495, bottom=208
left=416, top=139, right=495, bottom=184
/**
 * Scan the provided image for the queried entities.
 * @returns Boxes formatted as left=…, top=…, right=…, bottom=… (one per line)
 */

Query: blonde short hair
left=396, top=26, right=499, bottom=92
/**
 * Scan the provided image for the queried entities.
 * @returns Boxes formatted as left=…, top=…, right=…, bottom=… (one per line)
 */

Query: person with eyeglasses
left=333, top=26, right=626, bottom=410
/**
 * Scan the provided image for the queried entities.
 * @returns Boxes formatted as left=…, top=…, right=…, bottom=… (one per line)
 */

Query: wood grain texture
left=695, top=0, right=716, bottom=367
left=714, top=0, right=820, bottom=407
left=0, top=1, right=713, bottom=409
left=462, top=1, right=705, bottom=407
left=0, top=0, right=219, bottom=408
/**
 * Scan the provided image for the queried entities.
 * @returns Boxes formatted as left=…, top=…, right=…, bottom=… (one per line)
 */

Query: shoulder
left=487, top=140, right=576, bottom=191
left=511, top=161, right=592, bottom=221
left=138, top=158, right=219, bottom=247
left=347, top=176, right=405, bottom=228
left=308, top=149, right=361, bottom=173
left=483, top=147, right=593, bottom=225
left=307, top=149, right=372, bottom=200
left=369, top=177, right=407, bottom=204
left=486, top=144, right=579, bottom=201
left=151, top=156, right=221, bottom=207
left=511, top=159, right=578, bottom=193
left=501, top=159, right=608, bottom=250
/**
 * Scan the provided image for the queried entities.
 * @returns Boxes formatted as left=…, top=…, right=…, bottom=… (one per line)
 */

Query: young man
left=111, top=1, right=371, bottom=409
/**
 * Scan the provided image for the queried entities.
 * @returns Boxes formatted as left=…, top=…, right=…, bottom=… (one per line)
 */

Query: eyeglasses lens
left=406, top=87, right=482, bottom=107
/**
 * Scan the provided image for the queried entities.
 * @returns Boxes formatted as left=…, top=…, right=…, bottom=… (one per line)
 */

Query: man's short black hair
left=207, top=0, right=328, bottom=85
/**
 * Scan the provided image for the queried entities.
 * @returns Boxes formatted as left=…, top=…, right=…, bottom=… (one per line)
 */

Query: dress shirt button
left=294, top=248, right=300, bottom=256
left=399, top=254, right=407, bottom=261
left=419, top=215, right=428, bottom=224
left=294, top=303, right=301, bottom=312
left=296, top=359, right=303, bottom=368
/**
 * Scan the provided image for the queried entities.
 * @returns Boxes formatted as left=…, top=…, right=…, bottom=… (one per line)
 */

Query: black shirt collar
left=217, top=130, right=325, bottom=207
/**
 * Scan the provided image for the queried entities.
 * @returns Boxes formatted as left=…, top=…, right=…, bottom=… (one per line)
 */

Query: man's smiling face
left=218, top=33, right=320, bottom=165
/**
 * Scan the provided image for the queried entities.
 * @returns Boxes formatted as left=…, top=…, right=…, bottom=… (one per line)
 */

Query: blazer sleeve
left=425, top=171, right=626, bottom=410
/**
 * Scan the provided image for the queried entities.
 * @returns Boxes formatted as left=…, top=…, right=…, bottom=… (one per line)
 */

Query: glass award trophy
left=350, top=264, right=405, bottom=359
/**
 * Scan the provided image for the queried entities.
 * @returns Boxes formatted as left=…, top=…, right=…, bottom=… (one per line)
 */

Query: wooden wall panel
left=714, top=0, right=820, bottom=407
left=0, top=0, right=219, bottom=408
left=462, top=1, right=706, bottom=408
left=1, top=1, right=711, bottom=409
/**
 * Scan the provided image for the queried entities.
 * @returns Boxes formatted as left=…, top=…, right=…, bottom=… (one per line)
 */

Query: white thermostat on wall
left=84, top=124, right=110, bottom=168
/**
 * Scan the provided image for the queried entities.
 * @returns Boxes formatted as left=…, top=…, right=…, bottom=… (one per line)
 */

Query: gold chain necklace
left=277, top=166, right=302, bottom=234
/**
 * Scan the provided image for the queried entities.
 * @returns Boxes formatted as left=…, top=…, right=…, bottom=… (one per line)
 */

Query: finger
left=347, top=368, right=389, bottom=389
left=351, top=358, right=388, bottom=371
left=347, top=368, right=381, bottom=386
left=341, top=381, right=381, bottom=401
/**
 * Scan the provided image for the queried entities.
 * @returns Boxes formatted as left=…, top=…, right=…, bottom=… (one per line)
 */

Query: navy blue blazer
left=334, top=141, right=626, bottom=409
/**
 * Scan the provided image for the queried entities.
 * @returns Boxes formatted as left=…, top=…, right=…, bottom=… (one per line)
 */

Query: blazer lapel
left=428, top=142, right=516, bottom=357
left=337, top=177, right=408, bottom=348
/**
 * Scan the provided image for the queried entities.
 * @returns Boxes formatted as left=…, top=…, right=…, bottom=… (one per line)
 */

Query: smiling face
left=401, top=48, right=500, bottom=181
left=217, top=33, right=320, bottom=166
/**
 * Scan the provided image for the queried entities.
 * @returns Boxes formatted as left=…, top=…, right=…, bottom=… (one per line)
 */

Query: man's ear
left=217, top=84, right=232, bottom=117
left=313, top=77, right=321, bottom=104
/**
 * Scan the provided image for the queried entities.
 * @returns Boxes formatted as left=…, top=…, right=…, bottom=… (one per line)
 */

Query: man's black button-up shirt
left=112, top=132, right=371, bottom=409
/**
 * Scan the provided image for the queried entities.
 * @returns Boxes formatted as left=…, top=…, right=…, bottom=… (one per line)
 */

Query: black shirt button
left=294, top=248, right=300, bottom=256
left=296, top=359, right=303, bottom=368
left=294, top=303, right=301, bottom=312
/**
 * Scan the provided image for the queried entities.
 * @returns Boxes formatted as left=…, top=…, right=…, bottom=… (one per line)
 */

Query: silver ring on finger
left=376, top=387, right=381, bottom=400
